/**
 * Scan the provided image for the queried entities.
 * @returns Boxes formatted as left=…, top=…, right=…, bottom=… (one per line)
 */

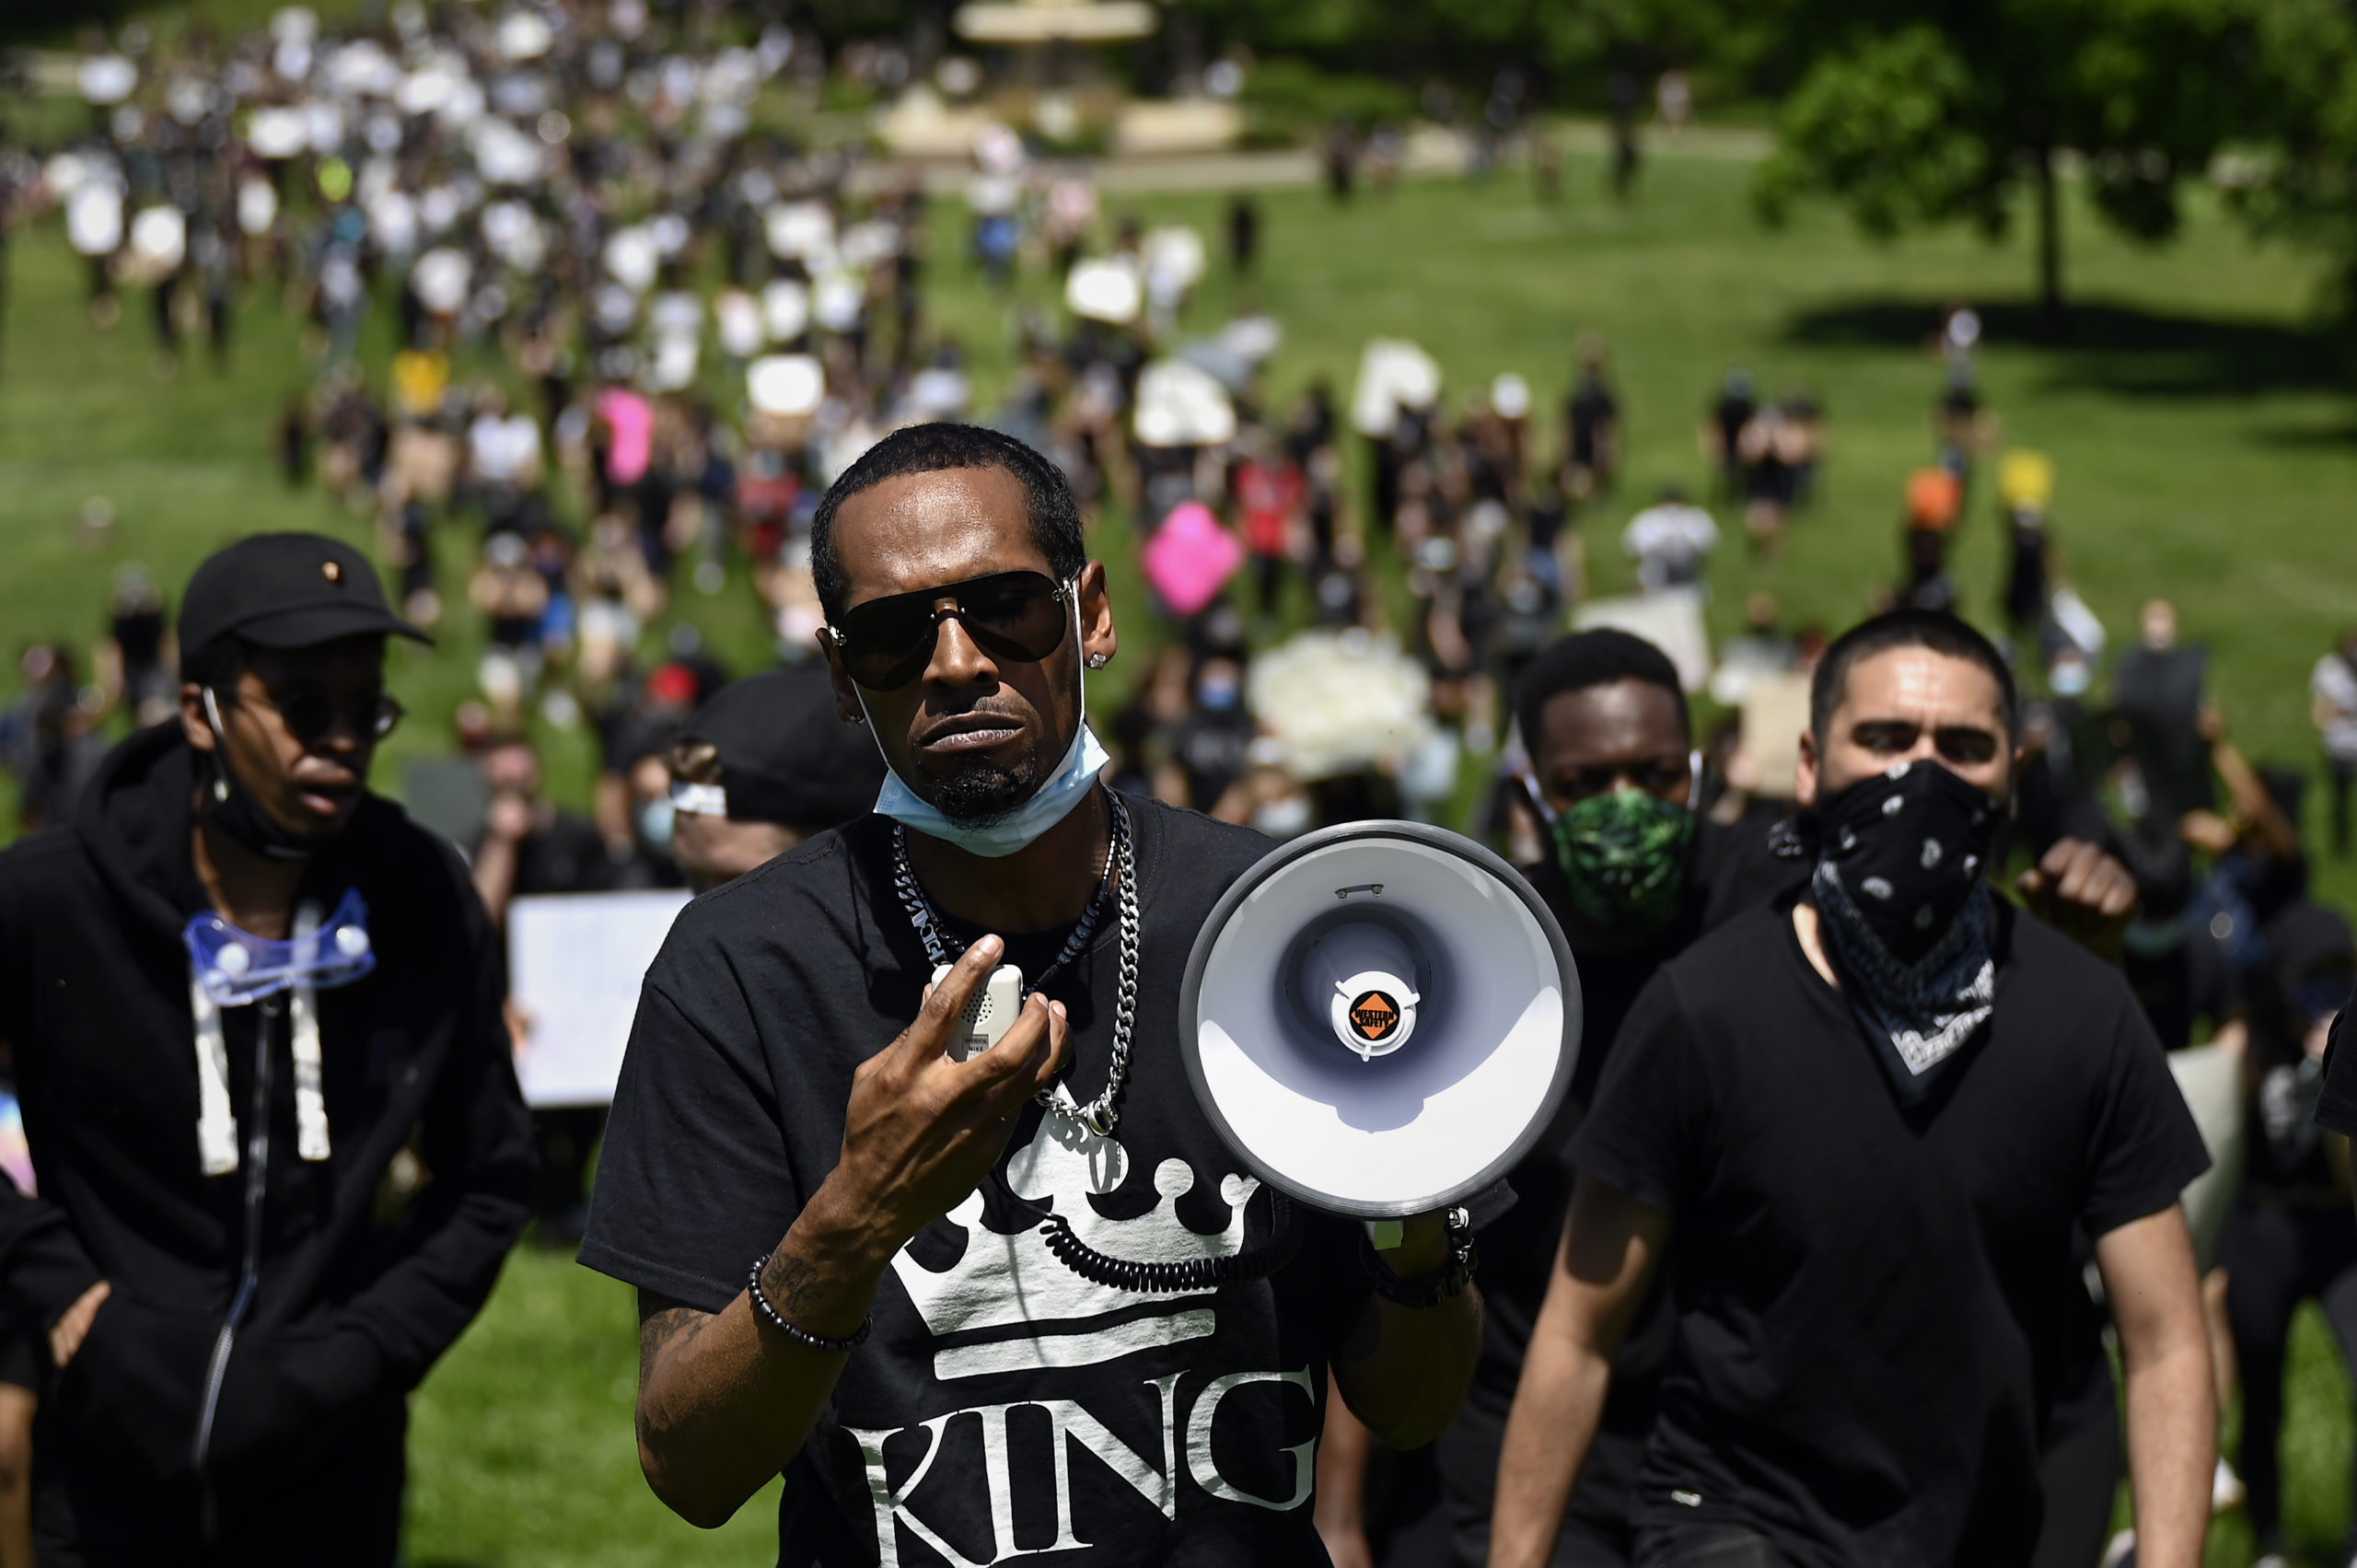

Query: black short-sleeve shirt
left=1569, top=895, right=2208, bottom=1567
left=580, top=796, right=1370, bottom=1567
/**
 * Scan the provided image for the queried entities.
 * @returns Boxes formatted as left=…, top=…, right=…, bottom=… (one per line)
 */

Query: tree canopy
left=1753, top=0, right=2262, bottom=319
left=2225, top=0, right=2357, bottom=319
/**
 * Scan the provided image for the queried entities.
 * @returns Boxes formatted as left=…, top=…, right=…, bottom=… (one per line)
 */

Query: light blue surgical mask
left=874, top=721, right=1112, bottom=857
left=862, top=589, right=1108, bottom=857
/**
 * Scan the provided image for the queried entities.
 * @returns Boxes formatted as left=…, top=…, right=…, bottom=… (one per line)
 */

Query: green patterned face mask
left=1550, top=786, right=1696, bottom=937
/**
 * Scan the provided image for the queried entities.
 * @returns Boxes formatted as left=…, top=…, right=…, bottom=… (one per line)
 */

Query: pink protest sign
left=1140, top=500, right=1244, bottom=617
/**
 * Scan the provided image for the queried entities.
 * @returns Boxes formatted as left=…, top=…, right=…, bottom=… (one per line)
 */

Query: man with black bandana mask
left=1491, top=610, right=2215, bottom=1568
left=0, top=533, right=534, bottom=1565
left=581, top=424, right=1480, bottom=1566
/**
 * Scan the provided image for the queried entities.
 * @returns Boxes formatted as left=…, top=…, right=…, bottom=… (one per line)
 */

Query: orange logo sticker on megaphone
left=1349, top=991, right=1401, bottom=1041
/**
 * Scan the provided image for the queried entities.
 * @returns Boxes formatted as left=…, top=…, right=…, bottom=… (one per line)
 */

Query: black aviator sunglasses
left=823, top=571, right=1075, bottom=691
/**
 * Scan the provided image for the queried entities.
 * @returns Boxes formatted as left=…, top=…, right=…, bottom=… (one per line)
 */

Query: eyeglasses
left=1848, top=719, right=2002, bottom=766
left=823, top=571, right=1074, bottom=691
left=250, top=687, right=406, bottom=746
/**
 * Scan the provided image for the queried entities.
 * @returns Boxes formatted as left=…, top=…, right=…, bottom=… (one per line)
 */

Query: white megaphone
left=1179, top=821, right=1581, bottom=1220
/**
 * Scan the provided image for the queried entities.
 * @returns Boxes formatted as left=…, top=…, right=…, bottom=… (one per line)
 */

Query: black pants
left=31, top=1397, right=404, bottom=1567
left=1435, top=1400, right=1633, bottom=1568
left=532, top=1104, right=608, bottom=1239
left=1632, top=1523, right=1786, bottom=1568
left=1451, top=1511, right=1630, bottom=1568
left=2227, top=1197, right=2357, bottom=1550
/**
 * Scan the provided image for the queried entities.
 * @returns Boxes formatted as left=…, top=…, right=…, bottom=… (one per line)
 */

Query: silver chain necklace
left=891, top=791, right=1140, bottom=1138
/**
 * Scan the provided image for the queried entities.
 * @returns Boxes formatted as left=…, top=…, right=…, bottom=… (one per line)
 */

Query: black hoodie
left=0, top=723, right=532, bottom=1497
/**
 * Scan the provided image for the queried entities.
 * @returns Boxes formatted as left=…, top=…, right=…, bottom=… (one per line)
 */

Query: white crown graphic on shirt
left=888, top=1115, right=1260, bottom=1381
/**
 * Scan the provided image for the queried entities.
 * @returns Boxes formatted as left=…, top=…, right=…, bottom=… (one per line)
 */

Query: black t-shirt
left=1170, top=708, right=1254, bottom=814
left=581, top=796, right=1371, bottom=1567
left=499, top=808, right=613, bottom=898
left=2121, top=926, right=2236, bottom=1055
left=1569, top=895, right=2207, bottom=1567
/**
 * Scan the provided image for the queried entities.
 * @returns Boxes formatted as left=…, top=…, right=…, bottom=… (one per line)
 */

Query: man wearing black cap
left=0, top=532, right=534, bottom=1565
left=665, top=666, right=888, bottom=894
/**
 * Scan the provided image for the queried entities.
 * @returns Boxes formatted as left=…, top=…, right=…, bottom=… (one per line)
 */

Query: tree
left=1753, top=0, right=2262, bottom=327
left=2226, top=0, right=2357, bottom=322
left=1185, top=0, right=1737, bottom=109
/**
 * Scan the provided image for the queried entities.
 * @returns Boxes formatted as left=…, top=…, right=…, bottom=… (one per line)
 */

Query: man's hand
left=1368, top=1211, right=1455, bottom=1283
left=809, top=936, right=1072, bottom=1272
left=2016, top=836, right=2138, bottom=959
left=483, top=790, right=536, bottom=844
left=50, top=1281, right=110, bottom=1369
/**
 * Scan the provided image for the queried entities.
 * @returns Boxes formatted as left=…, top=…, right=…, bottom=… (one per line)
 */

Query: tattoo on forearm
left=635, top=1302, right=712, bottom=1450
left=759, top=1248, right=829, bottom=1318
left=639, top=1305, right=709, bottom=1396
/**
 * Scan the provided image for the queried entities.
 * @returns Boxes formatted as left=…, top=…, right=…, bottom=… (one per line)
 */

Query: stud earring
left=1086, top=654, right=1109, bottom=669
left=842, top=710, right=865, bottom=726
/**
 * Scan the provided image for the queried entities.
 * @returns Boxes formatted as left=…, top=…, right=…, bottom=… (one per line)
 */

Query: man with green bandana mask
left=1539, top=775, right=1698, bottom=942
left=1318, top=628, right=1783, bottom=1568
left=1434, top=631, right=1725, bottom=1568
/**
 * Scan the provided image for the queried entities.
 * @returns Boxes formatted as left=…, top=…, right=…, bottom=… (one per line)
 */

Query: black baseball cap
left=674, top=667, right=884, bottom=830
left=178, top=532, right=430, bottom=665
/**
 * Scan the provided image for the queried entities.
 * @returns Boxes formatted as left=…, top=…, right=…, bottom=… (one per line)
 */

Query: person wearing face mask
left=1169, top=656, right=1256, bottom=818
left=611, top=749, right=690, bottom=891
left=0, top=533, right=533, bottom=1566
left=581, top=424, right=1480, bottom=1564
left=594, top=662, right=702, bottom=888
left=1321, top=629, right=1709, bottom=1568
left=1490, top=610, right=2215, bottom=1568
left=1323, top=629, right=1829, bottom=1568
left=663, top=666, right=887, bottom=894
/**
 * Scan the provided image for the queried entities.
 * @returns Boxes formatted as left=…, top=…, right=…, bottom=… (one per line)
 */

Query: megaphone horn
left=1179, top=821, right=1582, bottom=1221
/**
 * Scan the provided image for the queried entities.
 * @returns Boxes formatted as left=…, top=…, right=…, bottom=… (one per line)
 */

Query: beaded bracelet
left=747, top=1259, right=871, bottom=1353
left=1357, top=1208, right=1478, bottom=1310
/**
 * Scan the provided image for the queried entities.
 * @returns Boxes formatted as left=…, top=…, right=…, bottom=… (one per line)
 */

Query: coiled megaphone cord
left=1029, top=1191, right=1304, bottom=1295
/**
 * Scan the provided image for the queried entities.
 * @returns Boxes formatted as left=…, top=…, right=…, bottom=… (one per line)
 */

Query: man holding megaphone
left=1491, top=611, right=2215, bottom=1568
left=581, top=424, right=1480, bottom=1566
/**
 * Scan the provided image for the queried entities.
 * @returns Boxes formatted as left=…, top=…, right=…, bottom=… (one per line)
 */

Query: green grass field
left=6, top=134, right=2357, bottom=1563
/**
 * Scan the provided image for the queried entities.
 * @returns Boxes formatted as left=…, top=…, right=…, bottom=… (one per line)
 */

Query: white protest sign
left=508, top=889, right=690, bottom=1108
left=1572, top=587, right=1713, bottom=694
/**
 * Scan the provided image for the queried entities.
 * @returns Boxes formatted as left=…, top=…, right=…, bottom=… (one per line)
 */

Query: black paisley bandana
left=1810, top=761, right=2004, bottom=1105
